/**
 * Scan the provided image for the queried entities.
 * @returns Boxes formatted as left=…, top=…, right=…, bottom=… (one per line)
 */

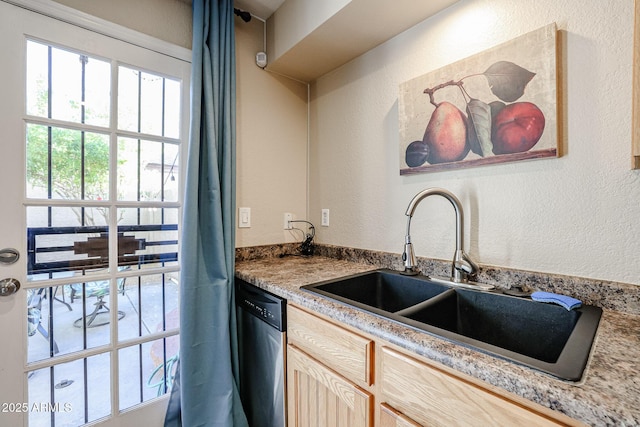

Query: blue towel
left=531, top=291, right=582, bottom=311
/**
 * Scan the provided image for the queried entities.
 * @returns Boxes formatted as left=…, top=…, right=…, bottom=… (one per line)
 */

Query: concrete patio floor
left=26, top=277, right=179, bottom=426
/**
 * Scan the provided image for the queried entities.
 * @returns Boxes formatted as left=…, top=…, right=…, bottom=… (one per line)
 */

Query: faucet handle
left=455, top=259, right=474, bottom=274
left=452, top=251, right=478, bottom=282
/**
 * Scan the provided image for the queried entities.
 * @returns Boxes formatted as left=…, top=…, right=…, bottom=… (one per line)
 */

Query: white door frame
left=0, top=1, right=190, bottom=425
left=3, top=0, right=191, bottom=63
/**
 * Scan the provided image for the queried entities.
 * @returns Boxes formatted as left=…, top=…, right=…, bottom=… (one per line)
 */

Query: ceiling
left=233, top=0, right=285, bottom=21
left=230, top=0, right=460, bottom=81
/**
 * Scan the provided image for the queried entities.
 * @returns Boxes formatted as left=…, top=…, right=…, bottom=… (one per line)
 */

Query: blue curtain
left=165, top=0, right=247, bottom=426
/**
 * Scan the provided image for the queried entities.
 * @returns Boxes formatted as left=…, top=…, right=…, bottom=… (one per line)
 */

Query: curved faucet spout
left=405, top=188, right=464, bottom=250
left=402, top=188, right=477, bottom=283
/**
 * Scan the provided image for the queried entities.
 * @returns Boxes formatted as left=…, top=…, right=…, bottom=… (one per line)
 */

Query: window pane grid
left=117, top=138, right=180, bottom=203
left=27, top=40, right=111, bottom=127
left=26, top=123, right=111, bottom=202
left=118, top=335, right=179, bottom=411
left=28, top=353, right=112, bottom=426
left=118, top=272, right=179, bottom=340
left=25, top=39, right=183, bottom=426
left=118, top=66, right=180, bottom=139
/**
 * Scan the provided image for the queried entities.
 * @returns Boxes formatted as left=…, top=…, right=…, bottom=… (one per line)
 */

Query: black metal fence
left=27, top=224, right=178, bottom=275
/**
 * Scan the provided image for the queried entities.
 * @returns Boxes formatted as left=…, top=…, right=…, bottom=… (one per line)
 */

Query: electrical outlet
left=321, top=209, right=330, bottom=227
left=238, top=207, right=251, bottom=228
left=284, top=213, right=293, bottom=229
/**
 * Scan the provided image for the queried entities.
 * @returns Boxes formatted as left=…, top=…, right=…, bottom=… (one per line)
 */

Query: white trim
left=2, top=0, right=192, bottom=62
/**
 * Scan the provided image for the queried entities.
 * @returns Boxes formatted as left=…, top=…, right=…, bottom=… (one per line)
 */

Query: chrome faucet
left=402, top=188, right=480, bottom=285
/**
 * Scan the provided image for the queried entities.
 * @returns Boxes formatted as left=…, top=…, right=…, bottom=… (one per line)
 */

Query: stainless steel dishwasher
left=236, top=278, right=287, bottom=427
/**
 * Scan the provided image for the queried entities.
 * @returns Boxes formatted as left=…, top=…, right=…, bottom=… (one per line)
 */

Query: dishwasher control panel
left=236, top=278, right=286, bottom=332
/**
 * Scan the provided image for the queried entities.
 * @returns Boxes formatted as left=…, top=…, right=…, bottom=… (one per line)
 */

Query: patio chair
left=27, top=288, right=60, bottom=354
left=70, top=274, right=127, bottom=328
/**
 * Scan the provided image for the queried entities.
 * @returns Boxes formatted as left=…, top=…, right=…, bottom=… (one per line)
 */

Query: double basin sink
left=301, top=269, right=602, bottom=381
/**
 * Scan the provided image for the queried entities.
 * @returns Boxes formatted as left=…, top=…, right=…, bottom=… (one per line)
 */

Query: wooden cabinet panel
left=285, top=304, right=581, bottom=427
left=288, top=305, right=373, bottom=387
left=287, top=344, right=373, bottom=427
left=380, top=403, right=422, bottom=427
left=380, top=346, right=574, bottom=427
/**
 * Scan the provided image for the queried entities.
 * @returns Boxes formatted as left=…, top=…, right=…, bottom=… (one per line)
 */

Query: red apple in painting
left=423, top=101, right=469, bottom=164
left=491, top=102, right=545, bottom=154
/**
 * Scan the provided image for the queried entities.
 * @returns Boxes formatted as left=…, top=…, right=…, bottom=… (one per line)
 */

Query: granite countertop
left=235, top=253, right=640, bottom=426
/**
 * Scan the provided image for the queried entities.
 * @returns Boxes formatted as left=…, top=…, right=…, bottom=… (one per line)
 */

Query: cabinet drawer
left=380, top=403, right=421, bottom=427
left=380, top=347, right=577, bottom=427
left=288, top=305, right=373, bottom=387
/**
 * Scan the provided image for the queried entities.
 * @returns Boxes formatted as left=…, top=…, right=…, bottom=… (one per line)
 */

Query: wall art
left=399, top=23, right=558, bottom=175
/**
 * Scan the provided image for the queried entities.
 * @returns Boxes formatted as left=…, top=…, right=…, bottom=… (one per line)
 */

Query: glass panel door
left=0, top=3, right=189, bottom=425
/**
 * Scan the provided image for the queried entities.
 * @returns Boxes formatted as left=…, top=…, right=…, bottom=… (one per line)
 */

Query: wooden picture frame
left=399, top=24, right=558, bottom=175
left=633, top=0, right=640, bottom=169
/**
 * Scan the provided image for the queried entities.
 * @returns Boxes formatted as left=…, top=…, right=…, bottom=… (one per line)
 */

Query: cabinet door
left=380, top=403, right=422, bottom=427
left=380, top=347, right=572, bottom=427
left=287, top=344, right=373, bottom=427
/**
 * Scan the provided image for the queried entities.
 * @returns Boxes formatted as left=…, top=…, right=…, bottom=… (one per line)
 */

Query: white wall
left=235, top=18, right=309, bottom=247
left=52, top=0, right=193, bottom=49
left=309, top=0, right=640, bottom=286
left=267, top=0, right=351, bottom=60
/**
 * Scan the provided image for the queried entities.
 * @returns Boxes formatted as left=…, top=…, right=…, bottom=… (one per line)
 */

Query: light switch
left=239, top=207, right=251, bottom=228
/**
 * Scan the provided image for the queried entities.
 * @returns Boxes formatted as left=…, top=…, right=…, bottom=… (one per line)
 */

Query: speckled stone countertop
left=235, top=245, right=640, bottom=426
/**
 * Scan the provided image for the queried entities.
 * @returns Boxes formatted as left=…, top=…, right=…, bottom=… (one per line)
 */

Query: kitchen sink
left=399, top=287, right=602, bottom=380
left=302, top=269, right=602, bottom=381
left=303, top=269, right=449, bottom=314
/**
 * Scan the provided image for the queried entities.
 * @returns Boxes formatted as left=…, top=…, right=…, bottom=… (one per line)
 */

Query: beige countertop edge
left=235, top=255, right=640, bottom=426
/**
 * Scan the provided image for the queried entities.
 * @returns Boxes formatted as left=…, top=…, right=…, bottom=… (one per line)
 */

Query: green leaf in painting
left=483, top=61, right=536, bottom=102
left=466, top=99, right=493, bottom=157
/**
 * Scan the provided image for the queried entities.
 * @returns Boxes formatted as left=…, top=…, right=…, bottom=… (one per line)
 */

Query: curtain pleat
left=165, top=0, right=247, bottom=425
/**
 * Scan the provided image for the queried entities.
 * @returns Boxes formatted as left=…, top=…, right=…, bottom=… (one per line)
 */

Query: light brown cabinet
left=379, top=403, right=421, bottom=427
left=287, top=304, right=582, bottom=427
left=287, top=304, right=373, bottom=388
left=379, top=346, right=576, bottom=427
left=287, top=305, right=374, bottom=426
left=287, top=344, right=373, bottom=427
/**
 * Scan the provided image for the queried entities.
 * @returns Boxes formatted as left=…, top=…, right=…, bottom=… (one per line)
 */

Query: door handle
left=0, top=248, right=19, bottom=265
left=0, top=278, right=20, bottom=297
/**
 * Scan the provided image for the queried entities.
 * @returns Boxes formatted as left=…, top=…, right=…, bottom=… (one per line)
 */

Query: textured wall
left=52, top=0, right=193, bottom=49
left=235, top=18, right=309, bottom=247
left=309, top=0, right=640, bottom=285
left=268, top=0, right=350, bottom=60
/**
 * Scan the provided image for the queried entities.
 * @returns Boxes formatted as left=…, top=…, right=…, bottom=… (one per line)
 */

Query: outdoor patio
left=26, top=275, right=179, bottom=426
